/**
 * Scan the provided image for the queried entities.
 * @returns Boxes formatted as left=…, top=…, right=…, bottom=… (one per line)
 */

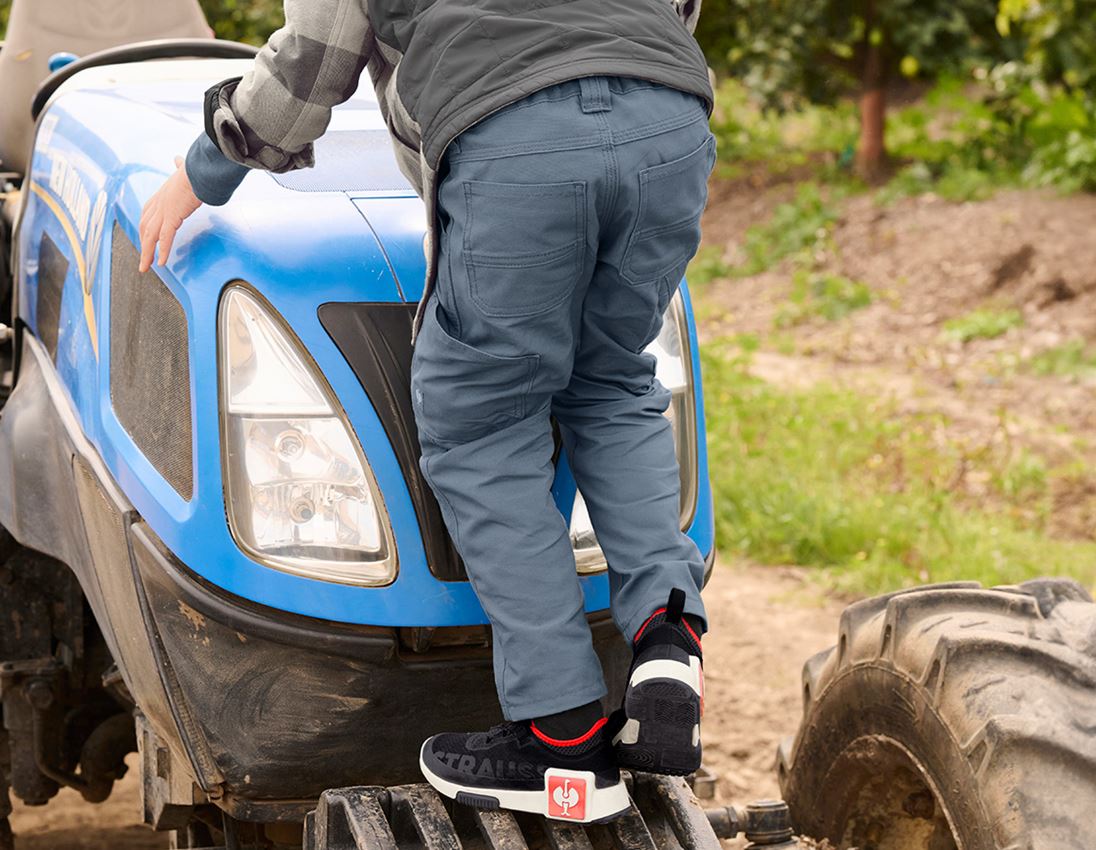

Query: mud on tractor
left=0, top=2, right=1093, bottom=849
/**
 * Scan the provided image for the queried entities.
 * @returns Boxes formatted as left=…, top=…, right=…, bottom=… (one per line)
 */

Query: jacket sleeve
left=671, top=0, right=702, bottom=33
left=185, top=0, right=372, bottom=204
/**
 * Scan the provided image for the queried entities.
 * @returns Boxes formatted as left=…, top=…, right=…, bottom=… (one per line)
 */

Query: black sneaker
left=419, top=719, right=630, bottom=823
left=613, top=589, right=704, bottom=776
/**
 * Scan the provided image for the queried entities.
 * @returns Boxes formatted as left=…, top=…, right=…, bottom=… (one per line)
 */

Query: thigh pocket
left=620, top=134, right=716, bottom=287
left=462, top=179, right=586, bottom=318
left=410, top=298, right=540, bottom=446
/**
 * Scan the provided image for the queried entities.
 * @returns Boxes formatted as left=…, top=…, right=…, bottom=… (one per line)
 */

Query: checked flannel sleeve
left=185, top=0, right=374, bottom=206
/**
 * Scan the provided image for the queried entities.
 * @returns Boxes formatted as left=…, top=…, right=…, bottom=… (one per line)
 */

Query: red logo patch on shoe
left=547, top=774, right=587, bottom=820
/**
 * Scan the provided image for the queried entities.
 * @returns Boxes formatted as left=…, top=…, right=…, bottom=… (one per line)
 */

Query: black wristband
left=203, top=76, right=244, bottom=146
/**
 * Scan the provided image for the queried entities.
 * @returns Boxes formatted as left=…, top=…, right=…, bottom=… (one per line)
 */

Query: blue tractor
left=1, top=3, right=1094, bottom=850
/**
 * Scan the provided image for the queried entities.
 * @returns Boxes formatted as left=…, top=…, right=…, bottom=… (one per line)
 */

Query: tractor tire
left=777, top=579, right=1096, bottom=850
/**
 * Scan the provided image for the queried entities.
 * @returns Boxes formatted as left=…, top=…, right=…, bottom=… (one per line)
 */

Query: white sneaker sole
left=613, top=656, right=703, bottom=775
left=419, top=741, right=631, bottom=824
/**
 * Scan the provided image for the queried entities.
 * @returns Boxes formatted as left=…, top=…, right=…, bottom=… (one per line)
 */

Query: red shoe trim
left=634, top=607, right=703, bottom=651
left=531, top=716, right=608, bottom=747
left=682, top=619, right=702, bottom=649
left=633, top=607, right=667, bottom=643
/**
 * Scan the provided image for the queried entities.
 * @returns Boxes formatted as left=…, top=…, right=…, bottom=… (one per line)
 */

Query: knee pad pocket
left=411, top=298, right=540, bottom=446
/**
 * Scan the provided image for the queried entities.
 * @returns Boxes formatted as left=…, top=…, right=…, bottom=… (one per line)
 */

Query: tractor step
left=304, top=773, right=803, bottom=850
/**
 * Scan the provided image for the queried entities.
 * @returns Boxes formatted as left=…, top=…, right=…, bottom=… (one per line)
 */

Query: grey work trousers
left=410, top=75, right=715, bottom=720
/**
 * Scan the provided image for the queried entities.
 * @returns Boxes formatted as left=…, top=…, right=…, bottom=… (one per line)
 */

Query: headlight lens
left=569, top=290, right=699, bottom=573
left=219, top=286, right=396, bottom=585
left=650, top=292, right=700, bottom=527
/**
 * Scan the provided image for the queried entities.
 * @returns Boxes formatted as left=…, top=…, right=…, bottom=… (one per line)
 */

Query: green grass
left=701, top=342, right=1096, bottom=596
left=942, top=308, right=1024, bottom=343
left=775, top=270, right=873, bottom=327
left=735, top=183, right=840, bottom=276
left=1026, top=340, right=1096, bottom=379
left=687, top=246, right=733, bottom=289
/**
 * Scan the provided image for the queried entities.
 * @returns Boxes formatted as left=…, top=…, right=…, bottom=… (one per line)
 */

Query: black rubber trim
left=130, top=522, right=398, bottom=662
left=455, top=791, right=500, bottom=810
left=318, top=302, right=468, bottom=582
left=32, top=39, right=258, bottom=120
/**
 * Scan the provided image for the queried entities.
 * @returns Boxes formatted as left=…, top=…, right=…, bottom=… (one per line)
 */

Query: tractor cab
left=0, top=0, right=212, bottom=175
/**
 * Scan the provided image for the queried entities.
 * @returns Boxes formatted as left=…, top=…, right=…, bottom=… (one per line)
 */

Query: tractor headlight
left=651, top=292, right=699, bottom=527
left=218, top=286, right=396, bottom=586
left=570, top=291, right=698, bottom=573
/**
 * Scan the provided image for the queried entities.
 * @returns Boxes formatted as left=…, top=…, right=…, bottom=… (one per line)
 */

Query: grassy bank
left=700, top=340, right=1096, bottom=596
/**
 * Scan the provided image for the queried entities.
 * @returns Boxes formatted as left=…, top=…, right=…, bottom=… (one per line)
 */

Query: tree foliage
left=197, top=0, right=284, bottom=46
left=696, top=0, right=1007, bottom=177
left=698, top=0, right=1004, bottom=105
left=998, top=0, right=1096, bottom=93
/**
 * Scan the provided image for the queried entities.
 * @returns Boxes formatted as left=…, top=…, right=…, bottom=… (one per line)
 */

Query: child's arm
left=140, top=0, right=373, bottom=270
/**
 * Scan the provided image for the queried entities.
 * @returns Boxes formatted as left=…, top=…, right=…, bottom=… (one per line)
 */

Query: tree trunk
left=856, top=83, right=886, bottom=182
left=855, top=12, right=887, bottom=182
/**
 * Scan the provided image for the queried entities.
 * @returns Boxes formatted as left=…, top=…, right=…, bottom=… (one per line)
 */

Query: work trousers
left=410, top=75, right=715, bottom=720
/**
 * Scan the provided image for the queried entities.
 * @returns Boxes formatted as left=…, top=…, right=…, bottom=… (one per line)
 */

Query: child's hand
left=138, top=156, right=202, bottom=273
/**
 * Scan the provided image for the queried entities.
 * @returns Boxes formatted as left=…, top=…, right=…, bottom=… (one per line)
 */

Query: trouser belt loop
left=579, top=76, right=612, bottom=113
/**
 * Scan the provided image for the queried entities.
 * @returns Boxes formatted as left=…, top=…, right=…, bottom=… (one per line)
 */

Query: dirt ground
left=8, top=752, right=162, bottom=849
left=8, top=563, right=842, bottom=849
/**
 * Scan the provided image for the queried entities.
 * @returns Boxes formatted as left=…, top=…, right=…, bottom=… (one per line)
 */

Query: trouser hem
left=501, top=681, right=609, bottom=723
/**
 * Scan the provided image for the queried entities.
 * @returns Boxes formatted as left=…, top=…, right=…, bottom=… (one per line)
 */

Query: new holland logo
left=547, top=775, right=586, bottom=820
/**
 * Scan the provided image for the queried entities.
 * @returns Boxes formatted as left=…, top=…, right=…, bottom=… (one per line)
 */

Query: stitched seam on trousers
left=448, top=135, right=605, bottom=163
left=591, top=103, right=617, bottom=222
left=501, top=647, right=513, bottom=715
left=481, top=88, right=582, bottom=116
left=610, top=108, right=707, bottom=145
left=469, top=239, right=581, bottom=267
left=424, top=452, right=466, bottom=554
left=439, top=216, right=463, bottom=339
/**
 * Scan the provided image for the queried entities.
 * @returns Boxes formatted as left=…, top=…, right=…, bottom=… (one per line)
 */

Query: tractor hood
left=40, top=57, right=424, bottom=301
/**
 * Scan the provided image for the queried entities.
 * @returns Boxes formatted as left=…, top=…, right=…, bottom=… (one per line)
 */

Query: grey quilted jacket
left=191, top=0, right=713, bottom=342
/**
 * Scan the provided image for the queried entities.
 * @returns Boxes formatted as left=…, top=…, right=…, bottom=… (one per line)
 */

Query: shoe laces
left=482, top=721, right=525, bottom=744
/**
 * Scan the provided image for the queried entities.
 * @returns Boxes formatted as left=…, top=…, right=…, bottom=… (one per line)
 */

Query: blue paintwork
left=17, top=60, right=715, bottom=626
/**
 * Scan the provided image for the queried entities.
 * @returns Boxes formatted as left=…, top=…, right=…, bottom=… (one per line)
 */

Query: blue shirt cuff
left=185, top=133, right=249, bottom=206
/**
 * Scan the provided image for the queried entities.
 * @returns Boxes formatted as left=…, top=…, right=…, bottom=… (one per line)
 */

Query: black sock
left=530, top=700, right=604, bottom=744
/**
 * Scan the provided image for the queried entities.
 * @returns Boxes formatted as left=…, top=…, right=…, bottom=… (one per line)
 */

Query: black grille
left=318, top=302, right=467, bottom=581
left=36, top=231, right=68, bottom=360
left=109, top=223, right=193, bottom=500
